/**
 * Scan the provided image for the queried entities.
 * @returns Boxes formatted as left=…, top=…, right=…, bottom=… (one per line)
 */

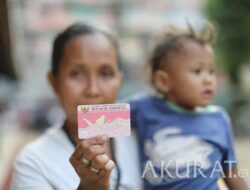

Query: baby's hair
left=150, top=21, right=216, bottom=78
left=51, top=23, right=120, bottom=76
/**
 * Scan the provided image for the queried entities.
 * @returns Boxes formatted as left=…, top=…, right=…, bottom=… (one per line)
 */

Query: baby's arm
left=224, top=168, right=249, bottom=190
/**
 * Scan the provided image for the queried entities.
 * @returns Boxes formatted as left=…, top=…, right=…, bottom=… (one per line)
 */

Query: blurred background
left=0, top=0, right=249, bottom=189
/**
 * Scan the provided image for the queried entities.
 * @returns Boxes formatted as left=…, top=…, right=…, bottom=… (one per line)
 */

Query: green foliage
left=206, top=0, right=250, bottom=83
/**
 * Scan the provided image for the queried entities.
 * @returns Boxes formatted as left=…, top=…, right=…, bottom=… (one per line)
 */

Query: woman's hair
left=149, top=21, right=216, bottom=78
left=51, top=23, right=120, bottom=76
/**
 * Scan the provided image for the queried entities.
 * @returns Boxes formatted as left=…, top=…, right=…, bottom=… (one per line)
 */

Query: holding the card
left=78, top=103, right=131, bottom=139
left=10, top=23, right=142, bottom=190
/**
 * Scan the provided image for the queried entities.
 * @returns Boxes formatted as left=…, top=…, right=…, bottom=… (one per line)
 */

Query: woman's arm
left=224, top=168, right=249, bottom=190
left=70, top=135, right=115, bottom=190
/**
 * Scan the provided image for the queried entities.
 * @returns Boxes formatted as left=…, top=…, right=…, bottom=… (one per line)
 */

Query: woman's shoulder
left=14, top=123, right=70, bottom=166
left=11, top=123, right=78, bottom=190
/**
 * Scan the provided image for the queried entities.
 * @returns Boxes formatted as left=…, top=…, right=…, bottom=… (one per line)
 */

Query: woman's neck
left=64, top=120, right=80, bottom=145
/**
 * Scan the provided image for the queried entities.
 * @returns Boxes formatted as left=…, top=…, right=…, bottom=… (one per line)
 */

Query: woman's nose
left=85, top=76, right=101, bottom=97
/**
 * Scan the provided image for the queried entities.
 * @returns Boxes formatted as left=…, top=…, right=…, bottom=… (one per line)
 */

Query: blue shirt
left=130, top=96, right=237, bottom=190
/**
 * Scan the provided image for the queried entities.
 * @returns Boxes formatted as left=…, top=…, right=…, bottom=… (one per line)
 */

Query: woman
left=10, top=23, right=142, bottom=190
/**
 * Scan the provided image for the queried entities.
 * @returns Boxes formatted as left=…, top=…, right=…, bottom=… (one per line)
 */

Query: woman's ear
left=153, top=70, right=170, bottom=93
left=47, top=72, right=58, bottom=95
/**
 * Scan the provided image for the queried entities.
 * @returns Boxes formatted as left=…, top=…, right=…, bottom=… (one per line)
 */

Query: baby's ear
left=47, top=72, right=59, bottom=95
left=153, top=70, right=170, bottom=93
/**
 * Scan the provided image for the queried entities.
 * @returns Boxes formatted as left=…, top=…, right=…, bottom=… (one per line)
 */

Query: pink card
left=77, top=103, right=131, bottom=139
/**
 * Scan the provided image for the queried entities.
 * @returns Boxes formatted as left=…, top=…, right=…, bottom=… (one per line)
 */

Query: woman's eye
left=69, top=69, right=83, bottom=78
left=100, top=69, right=114, bottom=78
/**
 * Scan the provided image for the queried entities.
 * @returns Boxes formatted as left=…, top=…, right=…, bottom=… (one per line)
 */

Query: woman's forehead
left=61, top=34, right=117, bottom=66
left=66, top=34, right=115, bottom=55
left=63, top=34, right=117, bottom=59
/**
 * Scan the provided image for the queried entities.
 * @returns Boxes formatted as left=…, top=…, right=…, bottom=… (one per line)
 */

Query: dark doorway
left=0, top=0, right=17, bottom=80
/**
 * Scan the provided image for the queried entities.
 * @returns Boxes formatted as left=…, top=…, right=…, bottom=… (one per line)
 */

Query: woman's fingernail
left=102, top=135, right=109, bottom=141
left=107, top=160, right=115, bottom=169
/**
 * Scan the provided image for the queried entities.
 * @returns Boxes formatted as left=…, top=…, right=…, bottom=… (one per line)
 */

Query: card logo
left=80, top=106, right=90, bottom=113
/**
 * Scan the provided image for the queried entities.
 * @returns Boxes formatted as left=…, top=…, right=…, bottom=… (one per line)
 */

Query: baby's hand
left=69, top=136, right=115, bottom=190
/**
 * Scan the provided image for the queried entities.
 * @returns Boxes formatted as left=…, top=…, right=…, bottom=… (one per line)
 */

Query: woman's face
left=48, top=34, right=122, bottom=124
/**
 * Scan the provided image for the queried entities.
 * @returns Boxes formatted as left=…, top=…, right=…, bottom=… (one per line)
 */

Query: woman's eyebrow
left=99, top=63, right=114, bottom=68
left=67, top=62, right=87, bottom=68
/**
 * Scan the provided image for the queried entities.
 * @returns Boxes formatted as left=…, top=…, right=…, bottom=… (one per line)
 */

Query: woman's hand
left=69, top=135, right=115, bottom=190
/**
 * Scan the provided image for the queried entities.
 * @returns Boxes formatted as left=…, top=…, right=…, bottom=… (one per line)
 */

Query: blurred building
left=1, top=1, right=250, bottom=189
left=8, top=0, right=207, bottom=101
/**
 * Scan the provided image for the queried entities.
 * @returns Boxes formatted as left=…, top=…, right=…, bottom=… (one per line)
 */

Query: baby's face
left=164, top=40, right=217, bottom=110
left=51, top=34, right=122, bottom=124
